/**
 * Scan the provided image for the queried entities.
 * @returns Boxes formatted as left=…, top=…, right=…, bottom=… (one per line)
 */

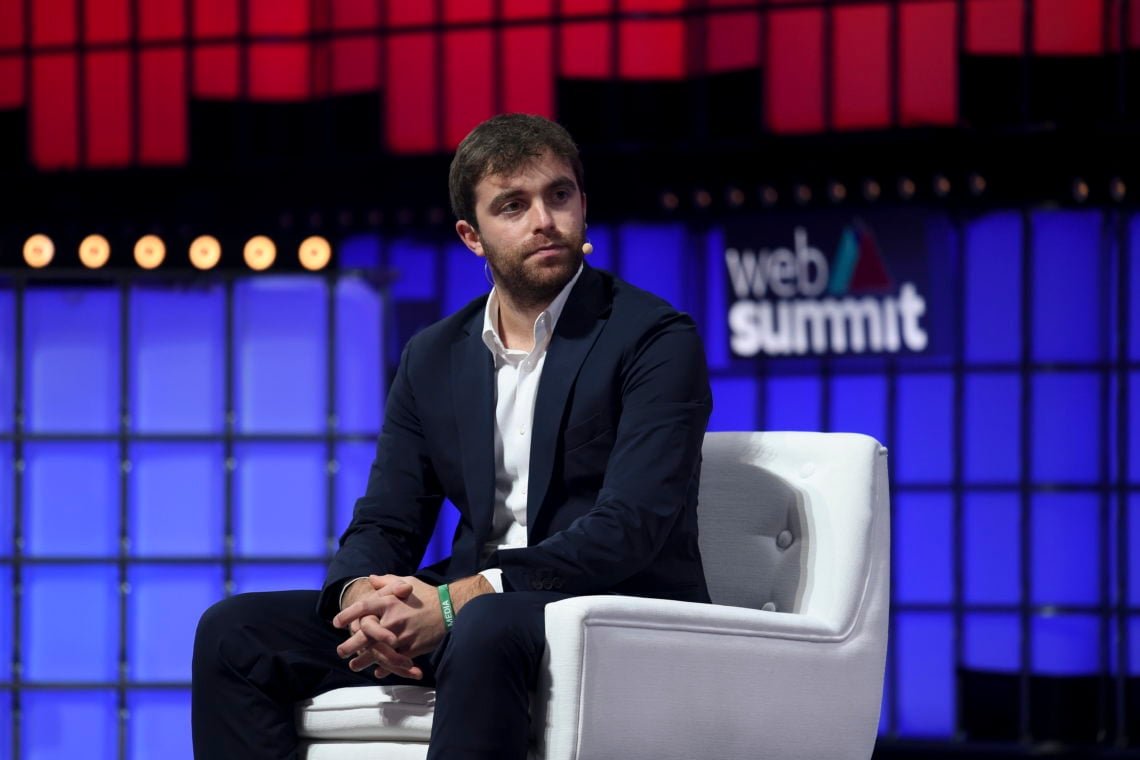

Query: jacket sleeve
left=317, top=339, right=444, bottom=620
left=493, top=309, right=712, bottom=596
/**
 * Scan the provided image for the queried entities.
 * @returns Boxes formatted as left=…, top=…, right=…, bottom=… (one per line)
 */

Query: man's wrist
left=338, top=576, right=371, bottom=610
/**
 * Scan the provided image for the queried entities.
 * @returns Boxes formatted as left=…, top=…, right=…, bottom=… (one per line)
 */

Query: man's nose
left=530, top=202, right=555, bottom=231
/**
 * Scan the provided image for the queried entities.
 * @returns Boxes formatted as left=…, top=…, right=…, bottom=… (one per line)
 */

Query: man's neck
left=495, top=291, right=547, bottom=352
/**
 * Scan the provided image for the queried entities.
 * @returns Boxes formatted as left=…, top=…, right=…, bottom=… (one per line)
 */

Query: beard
left=484, top=227, right=585, bottom=311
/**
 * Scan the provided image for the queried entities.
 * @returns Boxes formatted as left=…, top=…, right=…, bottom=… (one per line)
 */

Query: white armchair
left=297, top=431, right=891, bottom=760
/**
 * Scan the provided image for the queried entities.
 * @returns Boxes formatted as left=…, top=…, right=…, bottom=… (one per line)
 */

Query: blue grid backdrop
left=0, top=207, right=1136, bottom=757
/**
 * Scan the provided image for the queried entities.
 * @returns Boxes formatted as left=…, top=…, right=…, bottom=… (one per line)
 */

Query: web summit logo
left=726, top=223, right=928, bottom=357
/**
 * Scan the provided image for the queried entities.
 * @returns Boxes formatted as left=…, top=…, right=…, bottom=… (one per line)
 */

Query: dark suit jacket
left=318, top=264, right=713, bottom=620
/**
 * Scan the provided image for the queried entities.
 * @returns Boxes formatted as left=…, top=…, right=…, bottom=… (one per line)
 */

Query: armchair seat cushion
left=297, top=685, right=435, bottom=742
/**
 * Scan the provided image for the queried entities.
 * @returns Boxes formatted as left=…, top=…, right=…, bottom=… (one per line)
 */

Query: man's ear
left=456, top=220, right=484, bottom=257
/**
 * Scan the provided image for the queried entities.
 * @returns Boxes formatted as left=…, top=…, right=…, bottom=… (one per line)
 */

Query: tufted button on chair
left=297, top=431, right=891, bottom=760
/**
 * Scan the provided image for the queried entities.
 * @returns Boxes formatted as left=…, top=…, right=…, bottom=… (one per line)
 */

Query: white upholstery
left=298, top=431, right=890, bottom=760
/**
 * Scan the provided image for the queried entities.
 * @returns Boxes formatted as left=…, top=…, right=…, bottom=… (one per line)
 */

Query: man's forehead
left=476, top=153, right=577, bottom=195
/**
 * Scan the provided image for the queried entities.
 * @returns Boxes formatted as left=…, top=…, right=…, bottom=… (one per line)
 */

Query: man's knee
left=445, top=593, right=548, bottom=663
left=193, top=593, right=272, bottom=674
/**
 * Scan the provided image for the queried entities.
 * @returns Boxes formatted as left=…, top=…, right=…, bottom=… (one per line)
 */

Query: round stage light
left=190, top=235, right=222, bottom=270
left=244, top=235, right=277, bottom=271
left=134, top=234, right=166, bottom=269
left=23, top=234, right=54, bottom=268
left=299, top=236, right=332, bottom=271
left=79, top=234, right=111, bottom=269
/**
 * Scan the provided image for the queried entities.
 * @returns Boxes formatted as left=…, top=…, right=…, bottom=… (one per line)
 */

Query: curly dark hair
left=448, top=113, right=585, bottom=228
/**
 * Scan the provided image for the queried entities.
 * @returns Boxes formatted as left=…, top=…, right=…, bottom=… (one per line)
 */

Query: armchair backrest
left=697, top=431, right=889, bottom=633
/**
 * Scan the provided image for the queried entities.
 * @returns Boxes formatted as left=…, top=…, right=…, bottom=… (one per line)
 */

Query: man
left=192, top=113, right=713, bottom=759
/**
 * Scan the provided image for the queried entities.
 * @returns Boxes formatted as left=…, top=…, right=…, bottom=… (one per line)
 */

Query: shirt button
left=519, top=428, right=526, bottom=436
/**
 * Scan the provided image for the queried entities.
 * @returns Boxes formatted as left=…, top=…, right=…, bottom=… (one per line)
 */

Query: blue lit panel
left=963, top=212, right=1022, bottom=363
left=231, top=563, right=327, bottom=594
left=964, top=613, right=1020, bottom=672
left=0, top=566, right=10, bottom=679
left=878, top=658, right=891, bottom=735
left=1131, top=373, right=1140, bottom=482
left=894, top=492, right=953, bottom=604
left=335, top=276, right=384, bottom=434
left=130, top=443, right=224, bottom=557
left=444, top=241, right=488, bottom=315
left=829, top=374, right=886, bottom=441
left=389, top=238, right=438, bottom=301
left=1132, top=616, right=1140, bottom=674
left=1131, top=215, right=1140, bottom=360
left=1031, top=211, right=1102, bottom=362
left=0, top=691, right=9, bottom=757
left=1031, top=372, right=1100, bottom=483
left=129, top=565, right=225, bottom=682
left=708, top=377, right=758, bottom=433
left=619, top=223, right=685, bottom=312
left=24, top=564, right=118, bottom=681
left=1131, top=494, right=1140, bottom=606
left=234, top=277, right=327, bottom=433
left=234, top=443, right=327, bottom=557
left=964, top=373, right=1020, bottom=483
left=964, top=492, right=1021, bottom=605
left=0, top=288, right=12, bottom=430
left=24, top=286, right=120, bottom=433
left=423, top=500, right=461, bottom=568
left=24, top=690, right=118, bottom=760
left=895, top=612, right=954, bottom=736
left=129, top=690, right=192, bottom=760
left=765, top=375, right=821, bottom=431
left=130, top=284, right=225, bottom=434
left=703, top=227, right=729, bottom=370
left=25, top=442, right=119, bottom=557
left=1032, top=615, right=1099, bottom=675
left=334, top=441, right=380, bottom=539
left=1031, top=493, right=1099, bottom=606
left=895, top=373, right=953, bottom=483
left=338, top=232, right=382, bottom=271
left=0, top=443, right=10, bottom=556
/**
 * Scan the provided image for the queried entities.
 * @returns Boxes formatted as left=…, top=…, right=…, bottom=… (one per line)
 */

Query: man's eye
left=500, top=201, right=522, bottom=213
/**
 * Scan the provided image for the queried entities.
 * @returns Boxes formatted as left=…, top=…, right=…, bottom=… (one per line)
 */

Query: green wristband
left=438, top=583, right=455, bottom=630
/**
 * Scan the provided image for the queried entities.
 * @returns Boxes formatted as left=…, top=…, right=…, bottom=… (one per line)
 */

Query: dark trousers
left=191, top=588, right=565, bottom=760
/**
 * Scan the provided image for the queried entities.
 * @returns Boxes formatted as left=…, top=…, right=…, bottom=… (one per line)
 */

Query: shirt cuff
left=478, top=568, right=504, bottom=593
left=338, top=576, right=370, bottom=609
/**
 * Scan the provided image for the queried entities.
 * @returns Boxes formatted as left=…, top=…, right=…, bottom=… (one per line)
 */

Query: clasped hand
left=332, top=574, right=444, bottom=681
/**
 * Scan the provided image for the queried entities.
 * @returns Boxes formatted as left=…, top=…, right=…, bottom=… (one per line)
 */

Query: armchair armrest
left=534, top=595, right=884, bottom=760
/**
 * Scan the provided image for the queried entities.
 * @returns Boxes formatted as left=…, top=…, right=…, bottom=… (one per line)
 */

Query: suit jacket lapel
left=451, top=310, right=496, bottom=542
left=527, top=267, right=611, bottom=530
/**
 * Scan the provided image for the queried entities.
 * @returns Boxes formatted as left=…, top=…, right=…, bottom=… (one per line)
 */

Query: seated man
left=192, top=113, right=713, bottom=759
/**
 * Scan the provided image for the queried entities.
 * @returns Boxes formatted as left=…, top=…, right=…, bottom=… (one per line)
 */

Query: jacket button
left=553, top=578, right=564, bottom=590
left=542, top=579, right=554, bottom=590
left=531, top=579, right=543, bottom=590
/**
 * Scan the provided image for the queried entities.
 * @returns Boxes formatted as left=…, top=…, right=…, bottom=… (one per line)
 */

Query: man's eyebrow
left=487, top=176, right=578, bottom=211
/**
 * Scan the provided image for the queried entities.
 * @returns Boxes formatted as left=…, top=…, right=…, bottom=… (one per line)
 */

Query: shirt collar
left=482, top=263, right=584, bottom=358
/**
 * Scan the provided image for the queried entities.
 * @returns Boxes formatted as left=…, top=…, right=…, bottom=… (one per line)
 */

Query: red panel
left=139, top=49, right=187, bottom=164
left=900, top=1, right=957, bottom=126
left=0, top=57, right=24, bottom=108
left=331, top=36, right=381, bottom=94
left=388, top=3, right=436, bottom=26
left=966, top=0, right=1024, bottom=54
left=560, top=21, right=613, bottom=78
left=706, top=11, right=760, bottom=73
left=0, top=1, right=23, bottom=48
left=250, top=0, right=309, bottom=36
left=621, top=0, right=684, bottom=10
left=193, top=0, right=239, bottom=37
left=503, top=26, right=554, bottom=118
left=33, top=0, right=76, bottom=46
left=1034, top=0, right=1103, bottom=54
left=85, top=0, right=130, bottom=43
left=766, top=9, right=824, bottom=133
left=85, top=51, right=131, bottom=167
left=444, top=30, right=494, bottom=149
left=330, top=0, right=379, bottom=30
left=562, top=0, right=613, bottom=17
left=193, top=45, right=239, bottom=97
left=707, top=0, right=755, bottom=6
left=619, top=19, right=684, bottom=79
left=31, top=54, right=79, bottom=169
left=832, top=4, right=890, bottom=130
left=503, top=0, right=553, bottom=19
left=386, top=33, right=438, bottom=153
left=249, top=43, right=311, bottom=100
left=445, top=0, right=494, bottom=23
left=140, top=0, right=185, bottom=40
